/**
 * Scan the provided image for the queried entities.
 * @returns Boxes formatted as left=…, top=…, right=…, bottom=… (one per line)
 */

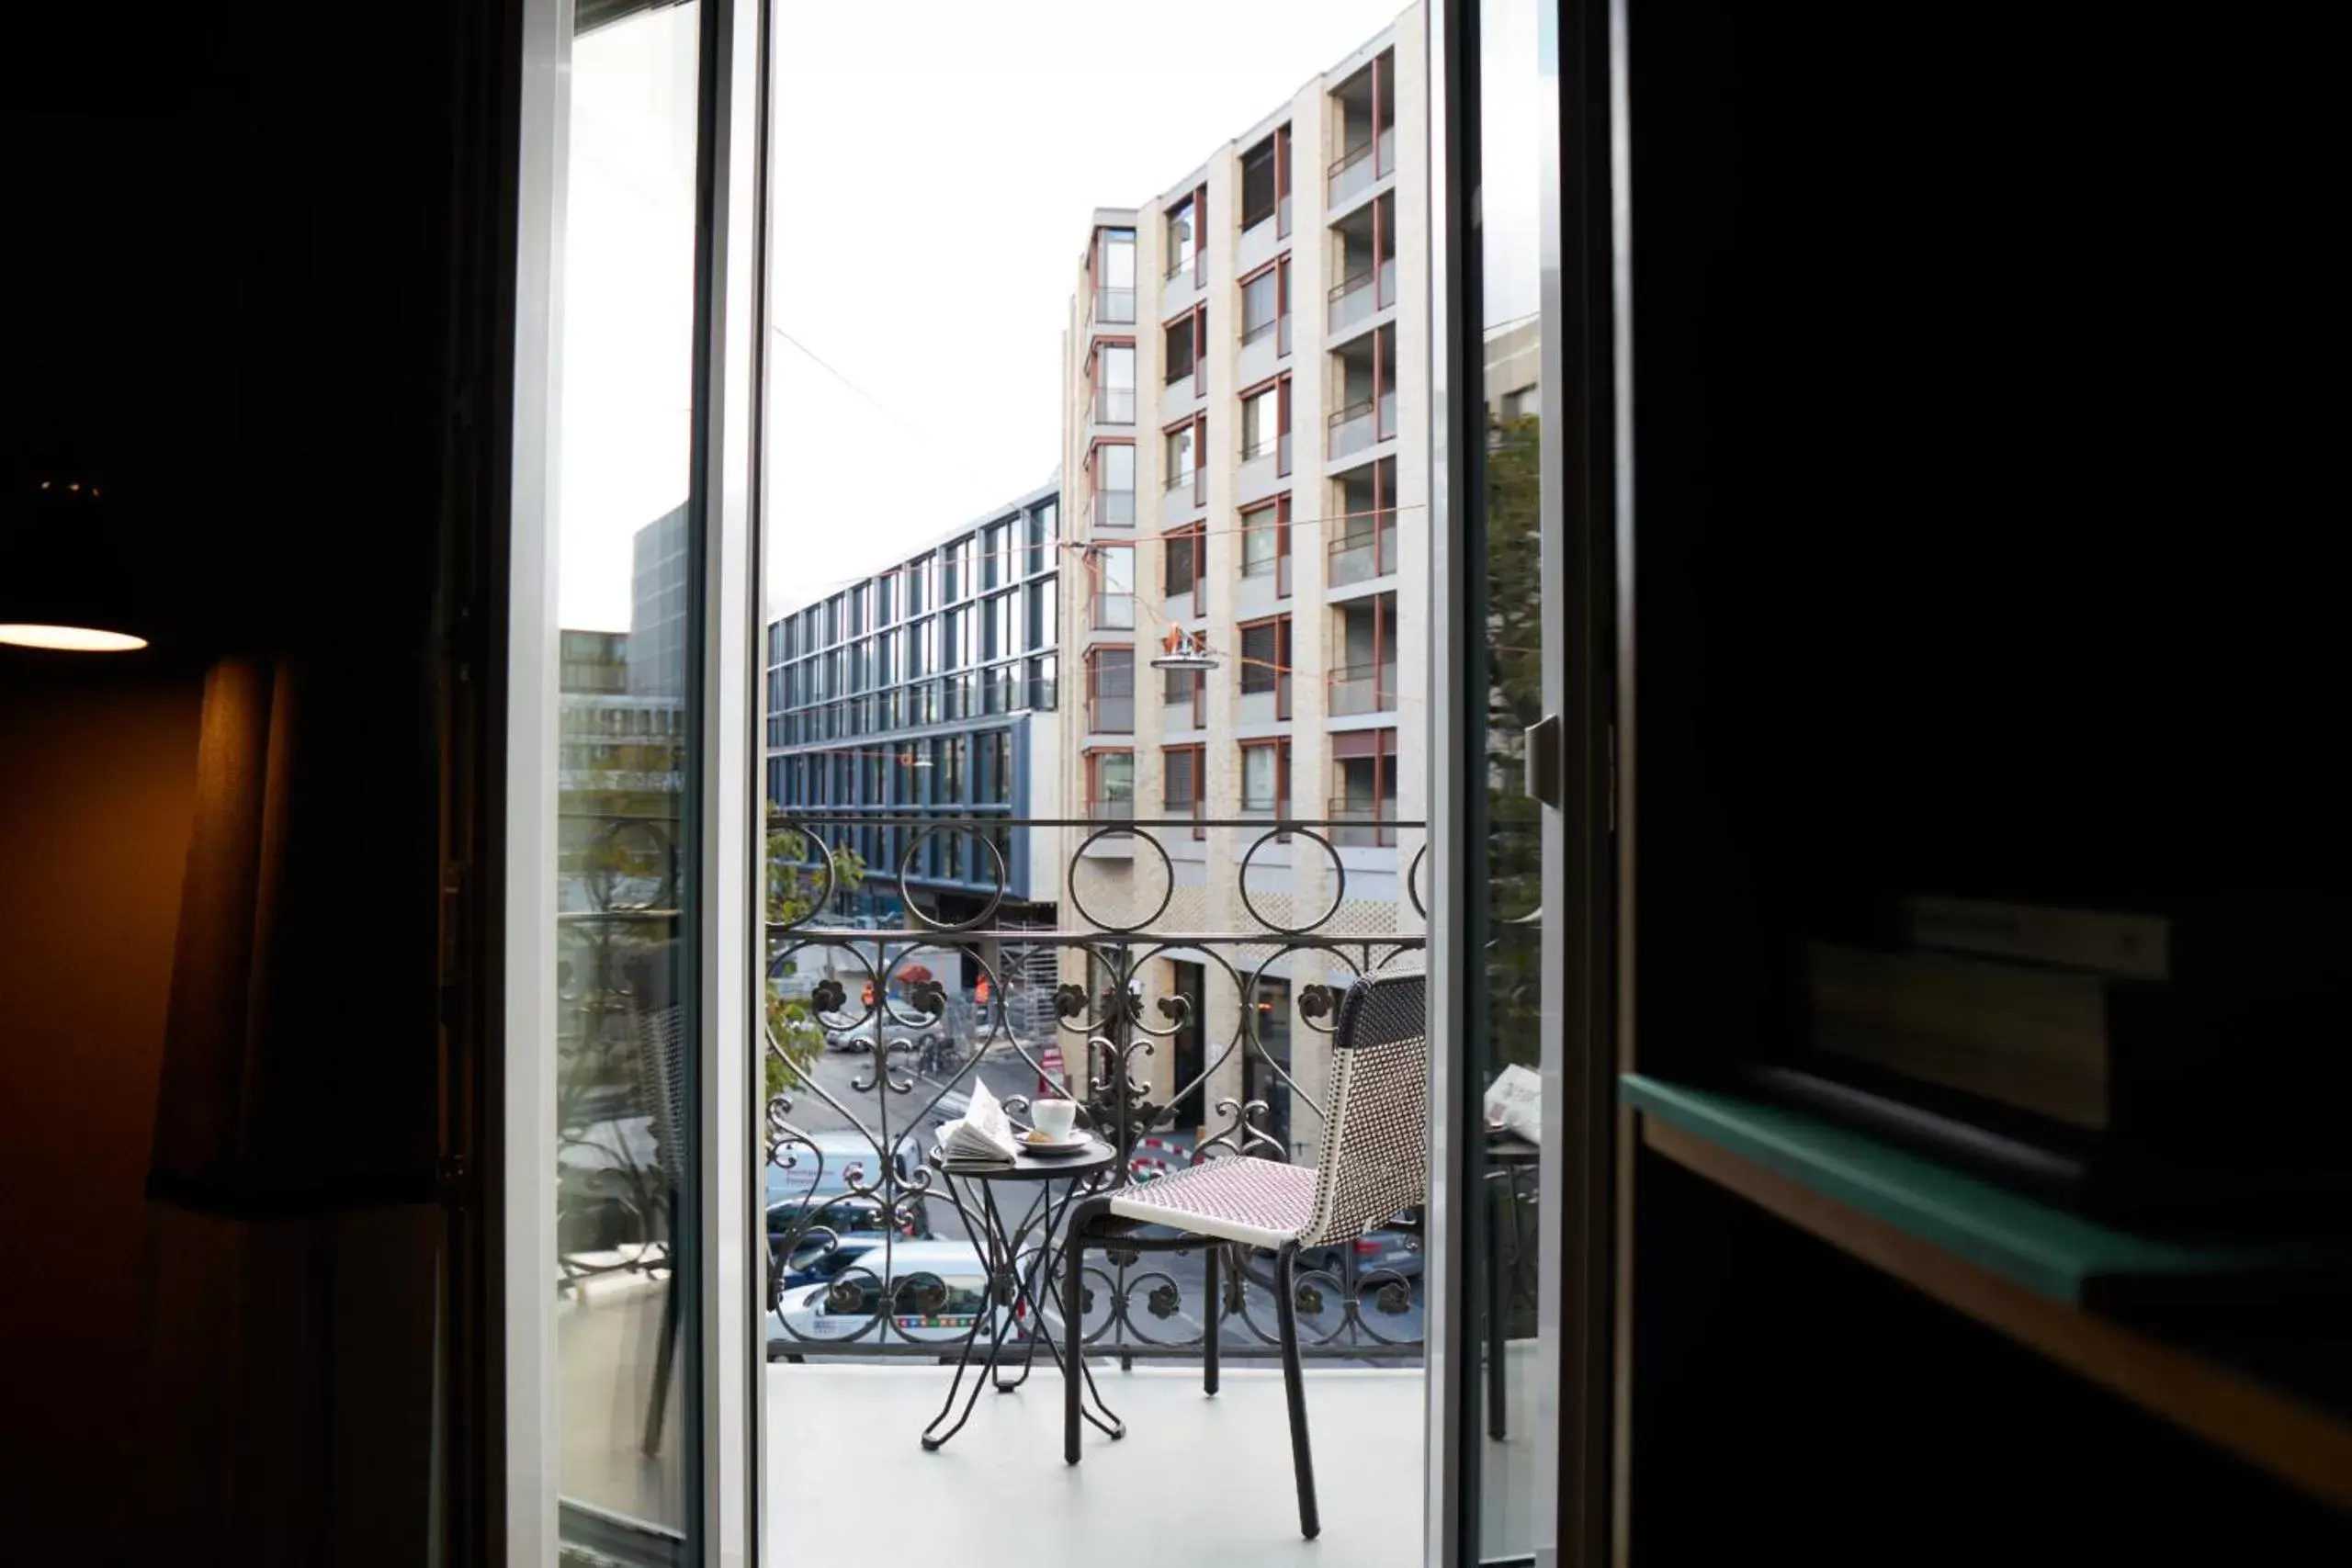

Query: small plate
left=1017, top=1131, right=1093, bottom=1157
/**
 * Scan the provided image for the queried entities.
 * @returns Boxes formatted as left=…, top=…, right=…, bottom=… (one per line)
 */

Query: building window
left=1238, top=616, right=1291, bottom=717
left=1241, top=263, right=1281, bottom=344
left=1164, top=523, right=1204, bottom=613
left=1241, top=381, right=1281, bottom=460
left=1088, top=545, right=1135, bottom=630
left=904, top=555, right=929, bottom=616
left=983, top=523, right=1010, bottom=590
left=978, top=729, right=1012, bottom=807
left=1163, top=662, right=1203, bottom=713
left=1026, top=579, right=1055, bottom=650
left=1163, top=423, right=1197, bottom=491
left=1241, top=500, right=1282, bottom=577
left=1095, top=342, right=1136, bottom=425
left=1331, top=728, right=1399, bottom=846
left=1026, top=503, right=1055, bottom=575
left=1085, top=648, right=1135, bottom=735
left=1163, top=745, right=1207, bottom=836
left=1088, top=750, right=1136, bottom=819
left=1240, top=134, right=1279, bottom=231
left=1094, top=228, right=1136, bottom=323
left=1240, top=739, right=1292, bottom=822
left=1164, top=195, right=1199, bottom=279
left=1163, top=313, right=1196, bottom=387
left=1091, top=441, right=1136, bottom=526
left=1028, top=652, right=1057, bottom=712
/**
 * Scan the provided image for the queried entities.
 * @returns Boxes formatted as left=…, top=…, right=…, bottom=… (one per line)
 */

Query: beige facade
left=1055, top=6, right=1432, bottom=1160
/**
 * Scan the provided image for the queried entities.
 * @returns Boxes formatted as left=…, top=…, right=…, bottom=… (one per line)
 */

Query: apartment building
left=763, top=480, right=1063, bottom=927
left=1057, top=6, right=1430, bottom=1156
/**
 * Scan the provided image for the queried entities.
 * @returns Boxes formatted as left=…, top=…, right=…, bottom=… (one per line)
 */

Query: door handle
left=1522, top=714, right=1561, bottom=809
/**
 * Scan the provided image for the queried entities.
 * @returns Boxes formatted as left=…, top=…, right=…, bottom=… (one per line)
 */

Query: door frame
left=494, top=0, right=768, bottom=1561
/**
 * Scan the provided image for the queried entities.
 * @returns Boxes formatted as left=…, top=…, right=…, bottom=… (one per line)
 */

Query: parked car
left=769, top=1239, right=1008, bottom=1355
left=1299, top=1219, right=1424, bottom=1281
left=767, top=1182, right=925, bottom=1275
left=766, top=1129, right=920, bottom=1207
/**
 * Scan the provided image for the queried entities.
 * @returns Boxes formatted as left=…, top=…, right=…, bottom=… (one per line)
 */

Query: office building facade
left=763, top=481, right=1062, bottom=926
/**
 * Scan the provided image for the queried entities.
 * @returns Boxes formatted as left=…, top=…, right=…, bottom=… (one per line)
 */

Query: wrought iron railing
left=761, top=811, right=1430, bottom=1368
left=553, top=808, right=1431, bottom=1374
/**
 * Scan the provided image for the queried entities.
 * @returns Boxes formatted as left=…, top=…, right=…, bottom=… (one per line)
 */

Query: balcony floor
left=770, top=1362, right=1423, bottom=1566
left=767, top=1348, right=1545, bottom=1566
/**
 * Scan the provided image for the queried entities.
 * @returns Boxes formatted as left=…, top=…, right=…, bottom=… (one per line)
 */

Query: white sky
left=557, top=0, right=1542, bottom=632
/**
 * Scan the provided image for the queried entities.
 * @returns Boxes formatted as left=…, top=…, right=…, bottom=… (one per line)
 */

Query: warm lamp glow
left=0, top=623, right=149, bottom=652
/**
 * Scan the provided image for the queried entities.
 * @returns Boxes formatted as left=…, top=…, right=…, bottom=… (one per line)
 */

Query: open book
left=937, top=1078, right=1021, bottom=1163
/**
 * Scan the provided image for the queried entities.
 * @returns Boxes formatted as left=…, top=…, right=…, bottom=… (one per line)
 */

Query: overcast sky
left=558, top=0, right=1541, bottom=632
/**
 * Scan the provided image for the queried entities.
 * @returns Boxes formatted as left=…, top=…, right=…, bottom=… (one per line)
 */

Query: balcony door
left=1427, top=0, right=1613, bottom=1564
left=503, top=0, right=764, bottom=1560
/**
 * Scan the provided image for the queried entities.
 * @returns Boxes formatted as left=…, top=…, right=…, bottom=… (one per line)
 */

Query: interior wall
left=0, top=658, right=204, bottom=1560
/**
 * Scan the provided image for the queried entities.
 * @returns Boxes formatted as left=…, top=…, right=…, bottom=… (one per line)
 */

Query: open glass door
left=1432, top=0, right=1613, bottom=1563
left=505, top=0, right=763, bottom=1560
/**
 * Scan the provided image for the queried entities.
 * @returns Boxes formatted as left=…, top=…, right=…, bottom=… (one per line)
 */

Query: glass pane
left=1474, top=0, right=1548, bottom=1558
left=554, top=0, right=704, bottom=1554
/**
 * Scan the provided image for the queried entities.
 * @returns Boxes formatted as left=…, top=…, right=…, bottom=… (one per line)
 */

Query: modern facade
left=763, top=480, right=1063, bottom=926
left=628, top=502, right=692, bottom=697
left=1057, top=6, right=1430, bottom=1157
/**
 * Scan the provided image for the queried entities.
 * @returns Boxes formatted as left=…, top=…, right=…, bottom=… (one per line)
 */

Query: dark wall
left=3, top=0, right=514, bottom=1558
left=0, top=661, right=204, bottom=1559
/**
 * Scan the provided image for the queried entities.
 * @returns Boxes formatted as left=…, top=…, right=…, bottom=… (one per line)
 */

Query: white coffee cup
left=1033, top=1099, right=1078, bottom=1141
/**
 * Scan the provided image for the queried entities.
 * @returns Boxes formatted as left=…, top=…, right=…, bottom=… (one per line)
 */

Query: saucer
left=1017, top=1130, right=1092, bottom=1157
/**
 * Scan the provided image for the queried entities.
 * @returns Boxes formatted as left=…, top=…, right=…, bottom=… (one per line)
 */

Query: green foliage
left=1485, top=412, right=1544, bottom=1069
left=763, top=814, right=866, bottom=1101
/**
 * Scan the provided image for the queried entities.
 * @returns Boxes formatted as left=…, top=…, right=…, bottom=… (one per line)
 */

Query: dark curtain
left=147, top=653, right=438, bottom=1211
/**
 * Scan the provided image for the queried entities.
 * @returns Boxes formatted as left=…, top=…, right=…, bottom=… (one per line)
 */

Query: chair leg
left=641, top=1269, right=681, bottom=1457
left=1486, top=1183, right=1508, bottom=1440
left=1203, top=1244, right=1220, bottom=1396
left=1274, top=1245, right=1319, bottom=1540
left=1063, top=1199, right=1099, bottom=1465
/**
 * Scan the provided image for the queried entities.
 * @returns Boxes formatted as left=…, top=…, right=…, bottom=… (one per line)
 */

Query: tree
left=763, top=812, right=865, bottom=1106
left=1484, top=412, right=1544, bottom=1070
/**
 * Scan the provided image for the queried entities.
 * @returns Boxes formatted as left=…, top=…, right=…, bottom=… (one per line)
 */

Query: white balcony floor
left=766, top=1349, right=1546, bottom=1567
left=770, top=1362, right=1423, bottom=1566
left=560, top=1278, right=1546, bottom=1563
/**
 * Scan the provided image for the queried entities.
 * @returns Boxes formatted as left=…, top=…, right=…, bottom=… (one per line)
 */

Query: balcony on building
left=1238, top=257, right=1289, bottom=391
left=1327, top=195, right=1396, bottom=339
left=1161, top=412, right=1204, bottom=529
left=1325, top=464, right=1396, bottom=593
left=1325, top=50, right=1396, bottom=212
left=1083, top=647, right=1136, bottom=739
left=1091, top=341, right=1137, bottom=429
left=1325, top=324, right=1396, bottom=463
left=1160, top=191, right=1204, bottom=310
left=1329, top=593, right=1397, bottom=717
left=1327, top=792, right=1399, bottom=850
left=1088, top=442, right=1136, bottom=532
left=1089, top=224, right=1138, bottom=329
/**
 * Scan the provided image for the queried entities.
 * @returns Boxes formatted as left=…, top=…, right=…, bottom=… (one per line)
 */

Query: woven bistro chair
left=1059, top=970, right=1428, bottom=1540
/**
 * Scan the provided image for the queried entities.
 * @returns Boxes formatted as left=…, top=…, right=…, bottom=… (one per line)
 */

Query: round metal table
left=920, top=1137, right=1125, bottom=1451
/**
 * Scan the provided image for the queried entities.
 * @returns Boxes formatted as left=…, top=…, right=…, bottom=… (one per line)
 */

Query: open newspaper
left=937, top=1077, right=1021, bottom=1163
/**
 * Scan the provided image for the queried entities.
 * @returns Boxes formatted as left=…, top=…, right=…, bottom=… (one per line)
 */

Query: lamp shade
left=0, top=468, right=154, bottom=651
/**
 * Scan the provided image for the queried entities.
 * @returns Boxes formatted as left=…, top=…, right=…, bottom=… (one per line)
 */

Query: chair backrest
left=625, top=953, right=690, bottom=1206
left=1296, top=970, right=1429, bottom=1249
